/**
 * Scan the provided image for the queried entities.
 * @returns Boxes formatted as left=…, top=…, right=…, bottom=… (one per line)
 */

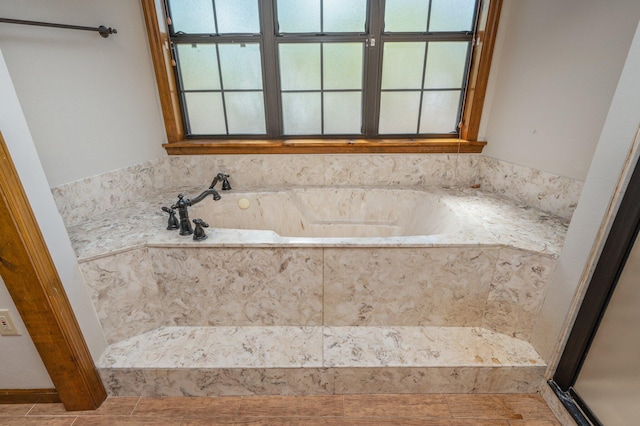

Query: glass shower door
left=573, top=231, right=640, bottom=425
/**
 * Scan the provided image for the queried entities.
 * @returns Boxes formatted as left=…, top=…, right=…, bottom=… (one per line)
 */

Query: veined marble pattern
left=67, top=186, right=566, bottom=347
left=99, top=365, right=545, bottom=396
left=97, top=325, right=546, bottom=396
left=323, top=248, right=499, bottom=326
left=163, top=154, right=481, bottom=190
left=332, top=366, right=545, bottom=395
left=98, top=326, right=544, bottom=370
left=78, top=248, right=165, bottom=344
left=149, top=247, right=324, bottom=326
left=100, top=367, right=335, bottom=397
left=51, top=154, right=583, bottom=229
left=162, top=155, right=326, bottom=190
left=322, top=154, right=480, bottom=188
left=51, top=157, right=166, bottom=228
left=66, top=185, right=568, bottom=262
left=99, top=326, right=323, bottom=368
left=323, top=327, right=545, bottom=368
left=444, top=188, right=569, bottom=256
left=482, top=249, right=558, bottom=340
left=480, top=156, right=584, bottom=220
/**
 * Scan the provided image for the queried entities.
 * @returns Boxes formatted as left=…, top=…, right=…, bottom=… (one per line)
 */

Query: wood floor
left=0, top=393, right=561, bottom=425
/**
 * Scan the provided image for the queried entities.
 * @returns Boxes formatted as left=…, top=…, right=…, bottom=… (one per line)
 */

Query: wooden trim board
left=0, top=389, right=61, bottom=404
left=0, top=132, right=106, bottom=410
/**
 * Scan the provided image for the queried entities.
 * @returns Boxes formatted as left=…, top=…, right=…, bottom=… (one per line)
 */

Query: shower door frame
left=550, top=155, right=640, bottom=425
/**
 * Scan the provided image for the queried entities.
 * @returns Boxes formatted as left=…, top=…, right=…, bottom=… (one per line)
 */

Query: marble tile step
left=97, top=326, right=547, bottom=396
left=98, top=326, right=545, bottom=369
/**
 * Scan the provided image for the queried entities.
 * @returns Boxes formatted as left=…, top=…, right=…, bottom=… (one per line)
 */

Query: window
left=142, top=0, right=502, bottom=154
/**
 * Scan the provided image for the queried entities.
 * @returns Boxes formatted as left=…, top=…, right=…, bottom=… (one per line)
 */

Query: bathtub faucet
left=169, top=189, right=221, bottom=236
left=209, top=173, right=231, bottom=191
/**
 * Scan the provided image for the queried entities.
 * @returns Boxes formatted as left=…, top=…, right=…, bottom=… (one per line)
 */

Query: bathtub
left=72, top=184, right=567, bottom=396
left=190, top=187, right=460, bottom=240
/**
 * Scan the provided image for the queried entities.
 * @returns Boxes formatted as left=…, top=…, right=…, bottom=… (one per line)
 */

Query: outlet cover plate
left=0, top=309, right=21, bottom=336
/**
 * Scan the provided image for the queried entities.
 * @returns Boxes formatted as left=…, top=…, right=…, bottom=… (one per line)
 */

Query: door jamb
left=0, top=132, right=106, bottom=410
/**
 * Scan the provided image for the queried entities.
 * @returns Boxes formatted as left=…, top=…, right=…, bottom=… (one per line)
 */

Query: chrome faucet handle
left=161, top=206, right=179, bottom=230
left=192, top=218, right=209, bottom=241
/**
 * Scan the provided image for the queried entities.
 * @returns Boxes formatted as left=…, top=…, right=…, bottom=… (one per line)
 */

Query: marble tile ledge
left=98, top=326, right=545, bottom=370
left=67, top=185, right=569, bottom=262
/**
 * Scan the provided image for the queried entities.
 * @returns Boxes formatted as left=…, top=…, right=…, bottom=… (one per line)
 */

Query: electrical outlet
left=0, top=309, right=21, bottom=336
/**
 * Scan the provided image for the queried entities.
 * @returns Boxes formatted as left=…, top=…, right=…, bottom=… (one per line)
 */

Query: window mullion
left=416, top=42, right=430, bottom=134
left=260, top=0, right=282, bottom=137
left=214, top=43, right=230, bottom=135
left=362, top=0, right=383, bottom=136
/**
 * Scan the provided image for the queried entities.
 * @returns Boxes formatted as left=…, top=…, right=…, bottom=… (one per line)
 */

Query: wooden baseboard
left=0, top=389, right=60, bottom=404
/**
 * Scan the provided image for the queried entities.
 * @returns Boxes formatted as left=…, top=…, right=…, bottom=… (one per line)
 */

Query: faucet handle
left=210, top=173, right=232, bottom=191
left=161, top=206, right=179, bottom=230
left=192, top=218, right=209, bottom=241
left=221, top=174, right=231, bottom=191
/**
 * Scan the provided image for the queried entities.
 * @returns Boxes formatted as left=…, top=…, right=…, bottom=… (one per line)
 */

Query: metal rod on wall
left=0, top=18, right=117, bottom=38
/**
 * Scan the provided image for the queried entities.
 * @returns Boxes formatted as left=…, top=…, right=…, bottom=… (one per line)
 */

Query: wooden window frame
left=141, top=0, right=501, bottom=155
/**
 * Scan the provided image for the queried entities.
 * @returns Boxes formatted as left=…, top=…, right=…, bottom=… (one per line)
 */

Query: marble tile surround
left=51, top=154, right=582, bottom=228
left=80, top=243, right=557, bottom=346
left=481, top=249, right=558, bottom=341
left=52, top=153, right=576, bottom=397
left=99, top=365, right=546, bottom=396
left=98, top=326, right=546, bottom=396
left=479, top=157, right=584, bottom=221
left=99, top=326, right=545, bottom=369
left=323, top=248, right=498, bottom=327
left=149, top=247, right=324, bottom=328
left=78, top=248, right=165, bottom=344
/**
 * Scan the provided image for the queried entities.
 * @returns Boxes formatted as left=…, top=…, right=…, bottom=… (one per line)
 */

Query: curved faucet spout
left=190, top=188, right=221, bottom=205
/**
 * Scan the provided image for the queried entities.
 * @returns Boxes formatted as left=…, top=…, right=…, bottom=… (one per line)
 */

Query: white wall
left=532, top=21, right=640, bottom=364
left=2, top=1, right=638, bottom=186
left=0, top=276, right=53, bottom=389
left=0, top=0, right=166, bottom=187
left=481, top=0, right=640, bottom=181
left=0, top=49, right=107, bottom=371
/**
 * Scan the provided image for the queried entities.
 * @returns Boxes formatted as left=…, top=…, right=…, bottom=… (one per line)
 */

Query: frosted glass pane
left=225, top=92, right=266, bottom=134
left=424, top=42, right=469, bottom=89
left=169, top=0, right=216, bottom=34
left=177, top=44, right=220, bottom=90
left=218, top=44, right=263, bottom=90
left=185, top=93, right=226, bottom=134
left=277, top=0, right=320, bottom=33
left=323, top=0, right=367, bottom=33
left=324, top=43, right=363, bottom=90
left=279, top=44, right=321, bottom=90
left=378, top=91, right=421, bottom=134
left=324, top=92, right=362, bottom=134
left=215, top=0, right=260, bottom=34
left=381, top=42, right=425, bottom=89
left=384, top=0, right=429, bottom=32
left=429, top=0, right=476, bottom=32
left=419, top=90, right=461, bottom=133
left=282, top=93, right=321, bottom=135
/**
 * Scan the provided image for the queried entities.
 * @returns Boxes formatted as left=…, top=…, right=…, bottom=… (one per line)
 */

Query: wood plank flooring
left=0, top=394, right=562, bottom=425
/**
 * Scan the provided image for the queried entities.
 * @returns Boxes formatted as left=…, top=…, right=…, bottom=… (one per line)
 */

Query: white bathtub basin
left=190, top=187, right=460, bottom=238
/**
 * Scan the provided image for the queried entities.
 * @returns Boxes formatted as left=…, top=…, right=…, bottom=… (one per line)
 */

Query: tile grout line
left=130, top=396, right=142, bottom=416
left=24, top=403, right=36, bottom=416
left=321, top=246, right=325, bottom=370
